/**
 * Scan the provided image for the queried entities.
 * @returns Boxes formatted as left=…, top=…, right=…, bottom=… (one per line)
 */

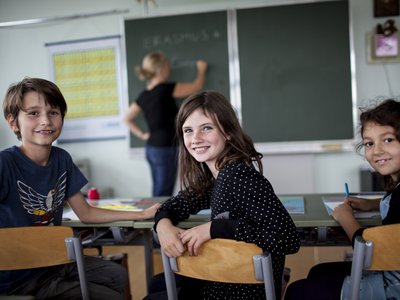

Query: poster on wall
left=46, top=35, right=126, bottom=142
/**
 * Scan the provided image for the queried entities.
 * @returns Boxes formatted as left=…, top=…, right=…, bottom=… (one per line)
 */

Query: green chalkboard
left=124, top=11, right=229, bottom=148
left=237, top=0, right=353, bottom=143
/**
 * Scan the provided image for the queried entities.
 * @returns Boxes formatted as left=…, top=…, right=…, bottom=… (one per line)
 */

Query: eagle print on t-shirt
left=17, top=171, right=67, bottom=225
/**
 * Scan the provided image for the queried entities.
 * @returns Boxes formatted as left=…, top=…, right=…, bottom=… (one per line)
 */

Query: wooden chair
left=0, top=226, right=89, bottom=300
left=160, top=238, right=276, bottom=300
left=345, top=223, right=400, bottom=300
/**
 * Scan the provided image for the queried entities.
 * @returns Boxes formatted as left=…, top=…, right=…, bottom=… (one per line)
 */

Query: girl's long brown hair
left=176, top=90, right=263, bottom=196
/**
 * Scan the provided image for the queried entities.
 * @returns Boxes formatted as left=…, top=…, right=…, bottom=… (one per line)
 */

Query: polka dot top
left=154, top=161, right=300, bottom=299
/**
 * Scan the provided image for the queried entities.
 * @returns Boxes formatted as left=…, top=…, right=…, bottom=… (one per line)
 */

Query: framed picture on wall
left=367, top=32, right=400, bottom=63
left=46, top=36, right=127, bottom=142
left=374, top=0, right=400, bottom=17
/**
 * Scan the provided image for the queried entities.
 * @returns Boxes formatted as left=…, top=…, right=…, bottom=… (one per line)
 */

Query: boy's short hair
left=3, top=77, right=68, bottom=140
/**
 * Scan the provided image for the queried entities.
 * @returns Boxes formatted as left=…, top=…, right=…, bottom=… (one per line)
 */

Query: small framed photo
left=374, top=0, right=400, bottom=17
left=367, top=32, right=400, bottom=63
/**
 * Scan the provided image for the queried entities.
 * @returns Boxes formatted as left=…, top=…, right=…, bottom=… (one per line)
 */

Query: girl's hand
left=332, top=202, right=355, bottom=224
left=332, top=202, right=362, bottom=241
left=179, top=222, right=211, bottom=256
left=140, top=203, right=161, bottom=219
left=156, top=219, right=186, bottom=258
left=344, top=196, right=378, bottom=211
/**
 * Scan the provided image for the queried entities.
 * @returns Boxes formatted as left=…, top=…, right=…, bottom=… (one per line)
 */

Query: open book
left=322, top=194, right=383, bottom=219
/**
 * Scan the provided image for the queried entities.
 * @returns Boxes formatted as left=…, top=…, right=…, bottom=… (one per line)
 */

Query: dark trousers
left=284, top=261, right=352, bottom=300
left=146, top=145, right=178, bottom=197
left=143, top=272, right=205, bottom=300
left=9, top=256, right=128, bottom=300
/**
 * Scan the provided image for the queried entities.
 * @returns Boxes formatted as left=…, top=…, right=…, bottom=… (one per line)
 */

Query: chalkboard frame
left=123, top=10, right=230, bottom=150
left=123, top=0, right=356, bottom=154
left=234, top=0, right=356, bottom=154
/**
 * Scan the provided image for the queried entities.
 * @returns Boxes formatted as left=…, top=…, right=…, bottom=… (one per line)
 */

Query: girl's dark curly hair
left=356, top=99, right=400, bottom=191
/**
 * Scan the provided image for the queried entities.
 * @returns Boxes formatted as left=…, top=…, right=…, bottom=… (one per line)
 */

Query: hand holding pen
left=344, top=183, right=361, bottom=210
left=344, top=182, right=352, bottom=208
left=343, top=183, right=379, bottom=211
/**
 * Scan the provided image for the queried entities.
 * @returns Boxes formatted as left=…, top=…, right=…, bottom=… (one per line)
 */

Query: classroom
left=0, top=0, right=399, bottom=197
left=1, top=0, right=400, bottom=299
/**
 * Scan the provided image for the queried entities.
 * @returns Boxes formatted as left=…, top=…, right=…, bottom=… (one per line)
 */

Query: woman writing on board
left=124, top=51, right=207, bottom=196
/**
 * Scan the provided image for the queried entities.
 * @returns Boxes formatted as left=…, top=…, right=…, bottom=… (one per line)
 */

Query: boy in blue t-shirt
left=0, top=77, right=160, bottom=299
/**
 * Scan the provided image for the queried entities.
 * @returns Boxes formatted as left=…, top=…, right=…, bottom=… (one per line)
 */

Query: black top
left=136, top=82, right=178, bottom=147
left=154, top=161, right=300, bottom=299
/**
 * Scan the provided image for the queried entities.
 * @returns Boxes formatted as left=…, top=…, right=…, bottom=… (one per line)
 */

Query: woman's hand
left=196, top=60, right=208, bottom=73
left=141, top=132, right=150, bottom=141
left=179, top=222, right=211, bottom=256
left=156, top=218, right=186, bottom=258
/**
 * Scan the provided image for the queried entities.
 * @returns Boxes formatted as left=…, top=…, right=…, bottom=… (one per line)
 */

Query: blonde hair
left=135, top=51, right=168, bottom=81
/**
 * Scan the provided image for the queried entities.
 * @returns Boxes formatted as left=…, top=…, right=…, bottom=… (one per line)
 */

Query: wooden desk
left=131, top=193, right=381, bottom=242
left=62, top=193, right=382, bottom=297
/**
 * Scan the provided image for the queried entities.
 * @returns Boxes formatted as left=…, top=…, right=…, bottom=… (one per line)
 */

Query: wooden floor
left=86, top=245, right=351, bottom=300
left=84, top=246, right=164, bottom=300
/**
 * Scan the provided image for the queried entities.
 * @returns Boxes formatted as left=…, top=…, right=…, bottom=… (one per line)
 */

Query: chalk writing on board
left=143, top=29, right=222, bottom=49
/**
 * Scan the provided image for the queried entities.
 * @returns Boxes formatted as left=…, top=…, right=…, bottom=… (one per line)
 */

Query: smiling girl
left=284, top=99, right=400, bottom=300
left=153, top=90, right=300, bottom=299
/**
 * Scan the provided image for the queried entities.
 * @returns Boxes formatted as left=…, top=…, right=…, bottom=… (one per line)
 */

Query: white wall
left=0, top=0, right=399, bottom=197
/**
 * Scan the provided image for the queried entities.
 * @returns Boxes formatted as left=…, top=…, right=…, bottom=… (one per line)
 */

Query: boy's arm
left=67, top=192, right=160, bottom=223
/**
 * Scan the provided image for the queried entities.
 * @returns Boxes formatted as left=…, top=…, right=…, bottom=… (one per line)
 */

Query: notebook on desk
left=62, top=198, right=161, bottom=221
left=279, top=196, right=305, bottom=215
left=322, top=194, right=383, bottom=218
left=87, top=198, right=143, bottom=211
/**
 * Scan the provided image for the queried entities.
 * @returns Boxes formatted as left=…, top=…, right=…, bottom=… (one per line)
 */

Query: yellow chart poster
left=47, top=36, right=126, bottom=142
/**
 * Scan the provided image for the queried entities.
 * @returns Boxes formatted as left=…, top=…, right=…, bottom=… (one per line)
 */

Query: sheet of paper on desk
left=322, top=196, right=381, bottom=218
left=279, top=196, right=305, bottom=214
left=87, top=198, right=143, bottom=211
left=62, top=198, right=149, bottom=221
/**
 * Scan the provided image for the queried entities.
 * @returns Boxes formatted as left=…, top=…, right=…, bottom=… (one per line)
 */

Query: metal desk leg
left=143, top=229, right=154, bottom=288
left=317, top=226, right=327, bottom=242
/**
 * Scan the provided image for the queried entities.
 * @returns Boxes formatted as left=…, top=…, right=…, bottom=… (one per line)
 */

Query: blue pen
left=345, top=183, right=350, bottom=197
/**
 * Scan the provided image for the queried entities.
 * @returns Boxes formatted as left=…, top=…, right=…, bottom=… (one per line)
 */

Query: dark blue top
left=0, top=146, right=87, bottom=293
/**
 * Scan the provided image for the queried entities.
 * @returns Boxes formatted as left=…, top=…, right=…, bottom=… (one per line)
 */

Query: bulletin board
left=47, top=35, right=126, bottom=142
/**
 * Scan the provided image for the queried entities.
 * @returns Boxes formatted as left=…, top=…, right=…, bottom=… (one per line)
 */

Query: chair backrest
left=161, top=238, right=276, bottom=300
left=346, top=224, right=400, bottom=300
left=362, top=224, right=400, bottom=270
left=0, top=226, right=89, bottom=300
